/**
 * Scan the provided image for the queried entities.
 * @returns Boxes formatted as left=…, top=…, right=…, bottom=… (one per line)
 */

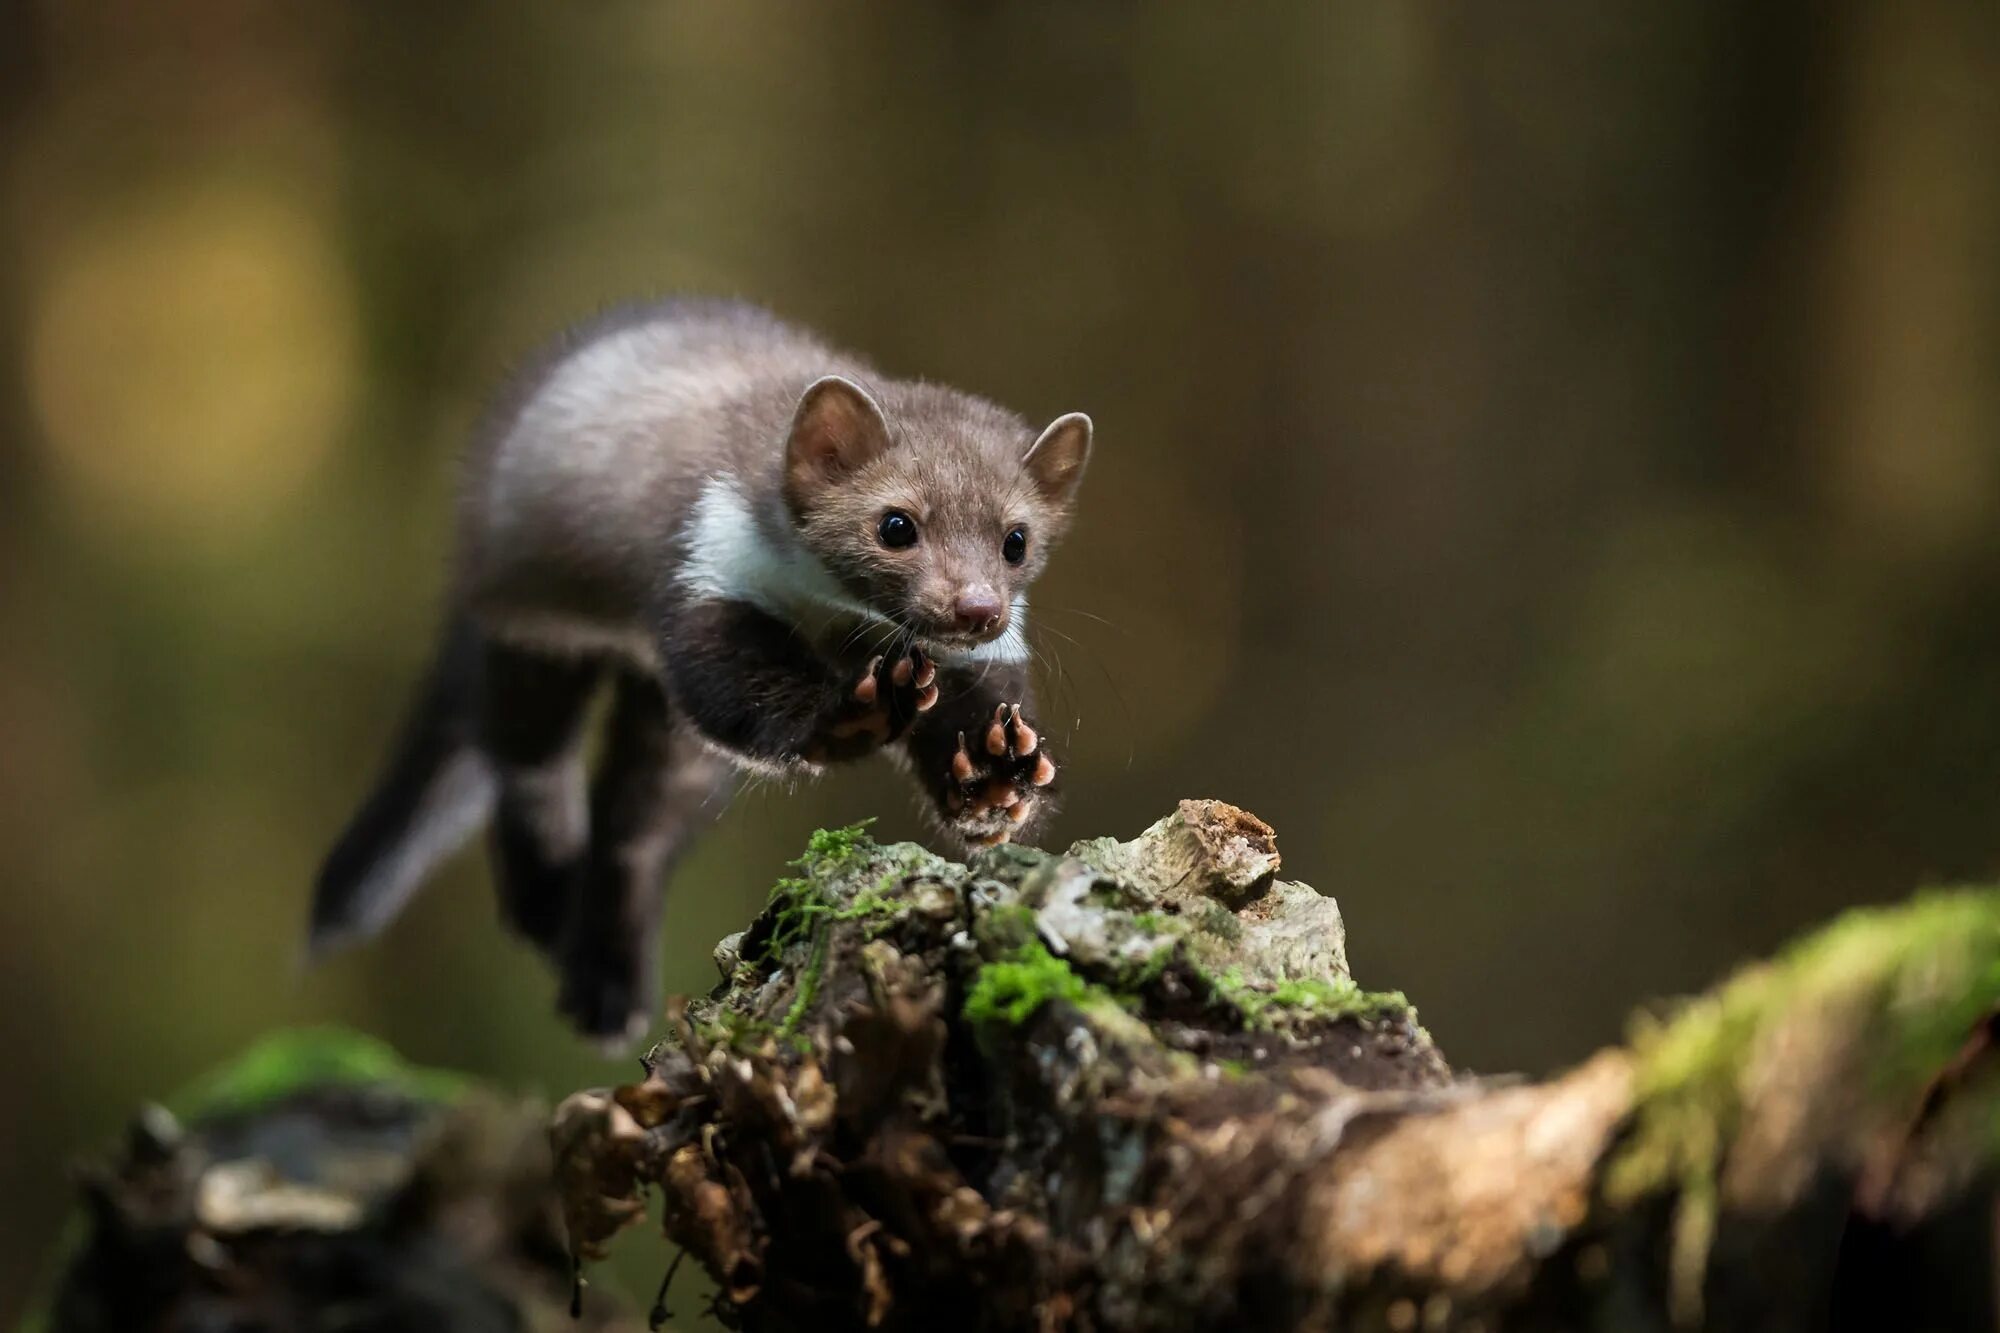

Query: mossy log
left=553, top=801, right=2000, bottom=1332
left=41, top=1030, right=642, bottom=1333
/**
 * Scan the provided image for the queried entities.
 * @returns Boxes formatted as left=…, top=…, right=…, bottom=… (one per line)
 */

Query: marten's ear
left=1022, top=412, right=1092, bottom=507
left=785, top=376, right=892, bottom=509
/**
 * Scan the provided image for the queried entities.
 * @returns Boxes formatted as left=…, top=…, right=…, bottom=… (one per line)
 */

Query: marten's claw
left=852, top=659, right=881, bottom=705
left=945, top=702, right=1055, bottom=845
left=884, top=646, right=937, bottom=718
left=1008, top=705, right=1037, bottom=758
left=820, top=646, right=934, bottom=760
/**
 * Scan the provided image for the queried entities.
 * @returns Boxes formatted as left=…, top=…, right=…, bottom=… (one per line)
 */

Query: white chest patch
left=676, top=479, right=874, bottom=621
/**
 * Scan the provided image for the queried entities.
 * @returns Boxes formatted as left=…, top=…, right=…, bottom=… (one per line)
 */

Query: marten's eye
left=878, top=510, right=919, bottom=549
left=1002, top=527, right=1028, bottom=565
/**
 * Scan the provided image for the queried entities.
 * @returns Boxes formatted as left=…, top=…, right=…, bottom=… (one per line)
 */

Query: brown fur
left=786, top=376, right=1085, bottom=646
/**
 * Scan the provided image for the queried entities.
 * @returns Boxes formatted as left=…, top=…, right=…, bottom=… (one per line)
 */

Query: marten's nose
left=953, top=587, right=1005, bottom=635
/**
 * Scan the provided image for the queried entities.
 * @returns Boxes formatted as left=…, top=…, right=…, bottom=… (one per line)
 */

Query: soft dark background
left=4, top=1, right=1999, bottom=1322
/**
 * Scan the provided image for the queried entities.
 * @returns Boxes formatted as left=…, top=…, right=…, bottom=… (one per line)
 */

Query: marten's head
left=782, top=375, right=1091, bottom=652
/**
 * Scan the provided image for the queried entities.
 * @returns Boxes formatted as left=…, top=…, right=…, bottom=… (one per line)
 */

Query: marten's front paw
left=942, top=703, right=1057, bottom=846
left=814, top=647, right=938, bottom=760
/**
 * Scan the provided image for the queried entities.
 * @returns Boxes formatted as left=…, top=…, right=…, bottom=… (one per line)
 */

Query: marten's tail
left=309, top=615, right=493, bottom=956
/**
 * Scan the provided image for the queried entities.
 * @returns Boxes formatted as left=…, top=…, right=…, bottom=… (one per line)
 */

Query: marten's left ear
left=1022, top=412, right=1092, bottom=507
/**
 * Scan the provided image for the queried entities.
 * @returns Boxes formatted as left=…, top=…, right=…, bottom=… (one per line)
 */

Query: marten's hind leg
left=478, top=640, right=602, bottom=952
left=557, top=669, right=735, bottom=1044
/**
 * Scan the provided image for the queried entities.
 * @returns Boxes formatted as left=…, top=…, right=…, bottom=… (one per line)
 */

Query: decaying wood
left=554, top=801, right=2000, bottom=1332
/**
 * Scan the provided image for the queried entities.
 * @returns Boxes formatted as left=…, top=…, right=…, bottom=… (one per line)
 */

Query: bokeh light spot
left=27, top=177, right=360, bottom=545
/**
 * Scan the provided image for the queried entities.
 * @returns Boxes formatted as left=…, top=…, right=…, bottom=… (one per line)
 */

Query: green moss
left=752, top=822, right=919, bottom=1038
left=964, top=940, right=1106, bottom=1025
left=979, top=903, right=1041, bottom=952
left=1084, top=879, right=1131, bottom=908
left=1606, top=888, right=2000, bottom=1319
left=831, top=870, right=909, bottom=929
left=170, top=1027, right=464, bottom=1119
left=758, top=822, right=878, bottom=958
left=801, top=818, right=876, bottom=866
left=1104, top=931, right=1180, bottom=998
left=1277, top=976, right=1408, bottom=1015
left=781, top=927, right=832, bottom=1036
left=1205, top=969, right=1408, bottom=1030
left=1132, top=940, right=1176, bottom=988
left=761, top=875, right=823, bottom=961
left=1803, top=890, right=2000, bottom=1093
left=1614, top=888, right=2000, bottom=1197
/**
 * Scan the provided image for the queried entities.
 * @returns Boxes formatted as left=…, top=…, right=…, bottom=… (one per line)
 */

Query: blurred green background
left=4, top=1, right=1999, bottom=1321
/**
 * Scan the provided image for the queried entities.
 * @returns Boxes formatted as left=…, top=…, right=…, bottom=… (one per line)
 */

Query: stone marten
left=309, top=299, right=1091, bottom=1042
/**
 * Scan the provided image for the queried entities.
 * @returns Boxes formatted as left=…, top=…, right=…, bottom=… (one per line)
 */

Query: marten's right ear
left=1022, top=412, right=1092, bottom=508
left=785, top=375, right=892, bottom=511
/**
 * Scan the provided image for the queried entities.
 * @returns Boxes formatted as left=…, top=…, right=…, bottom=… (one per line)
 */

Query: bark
left=554, top=801, right=2000, bottom=1333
